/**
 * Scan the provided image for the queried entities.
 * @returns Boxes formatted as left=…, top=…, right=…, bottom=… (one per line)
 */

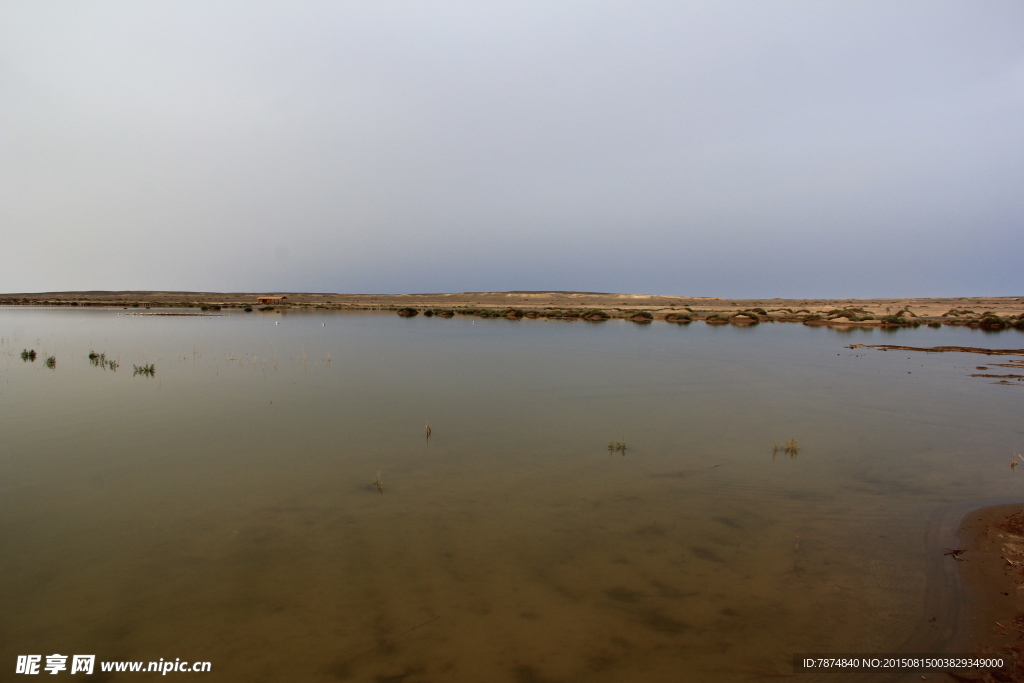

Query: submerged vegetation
left=608, top=437, right=628, bottom=454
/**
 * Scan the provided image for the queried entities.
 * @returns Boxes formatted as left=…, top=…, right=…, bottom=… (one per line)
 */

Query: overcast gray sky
left=2, top=1, right=1022, bottom=298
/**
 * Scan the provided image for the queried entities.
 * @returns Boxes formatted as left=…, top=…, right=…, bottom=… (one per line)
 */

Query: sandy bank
left=957, top=504, right=1024, bottom=681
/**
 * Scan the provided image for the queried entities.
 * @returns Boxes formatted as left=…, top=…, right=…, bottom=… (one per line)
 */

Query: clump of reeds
left=133, top=363, right=156, bottom=377
left=608, top=437, right=627, bottom=454
left=396, top=307, right=418, bottom=317
left=44, top=355, right=56, bottom=369
left=21, top=349, right=37, bottom=361
left=371, top=471, right=384, bottom=494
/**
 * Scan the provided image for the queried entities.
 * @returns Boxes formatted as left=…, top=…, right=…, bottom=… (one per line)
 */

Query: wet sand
left=958, top=504, right=1024, bottom=681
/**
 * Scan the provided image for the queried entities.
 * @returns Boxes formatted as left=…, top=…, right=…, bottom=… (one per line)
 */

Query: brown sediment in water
left=957, top=504, right=1024, bottom=681
left=850, top=345, right=1024, bottom=356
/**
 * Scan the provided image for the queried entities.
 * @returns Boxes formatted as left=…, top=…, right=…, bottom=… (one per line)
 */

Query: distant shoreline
left=1, top=291, right=1022, bottom=329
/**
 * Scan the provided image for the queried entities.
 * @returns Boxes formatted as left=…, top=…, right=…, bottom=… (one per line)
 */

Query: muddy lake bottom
left=2, top=308, right=1023, bottom=682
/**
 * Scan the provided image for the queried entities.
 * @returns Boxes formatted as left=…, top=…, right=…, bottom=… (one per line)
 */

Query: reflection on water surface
left=1, top=308, right=1022, bottom=681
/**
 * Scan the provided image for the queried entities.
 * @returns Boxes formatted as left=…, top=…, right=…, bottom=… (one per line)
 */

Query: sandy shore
left=1, top=291, right=1022, bottom=327
left=956, top=504, right=1024, bottom=681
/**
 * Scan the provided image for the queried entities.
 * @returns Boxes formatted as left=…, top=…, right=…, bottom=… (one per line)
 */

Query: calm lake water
left=1, top=308, right=1023, bottom=682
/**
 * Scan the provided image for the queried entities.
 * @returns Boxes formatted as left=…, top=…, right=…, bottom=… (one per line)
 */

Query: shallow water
left=1, top=308, right=1022, bottom=681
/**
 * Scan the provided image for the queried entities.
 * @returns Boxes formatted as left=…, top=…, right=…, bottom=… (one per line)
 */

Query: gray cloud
left=2, top=1, right=1022, bottom=297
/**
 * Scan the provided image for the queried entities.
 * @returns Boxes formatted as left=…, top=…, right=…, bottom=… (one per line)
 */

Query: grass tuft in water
left=21, top=349, right=37, bottom=362
left=133, top=363, right=156, bottom=377
left=608, top=437, right=627, bottom=454
left=371, top=471, right=384, bottom=494
left=88, top=351, right=118, bottom=370
left=772, top=438, right=801, bottom=459
left=44, top=355, right=56, bottom=369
